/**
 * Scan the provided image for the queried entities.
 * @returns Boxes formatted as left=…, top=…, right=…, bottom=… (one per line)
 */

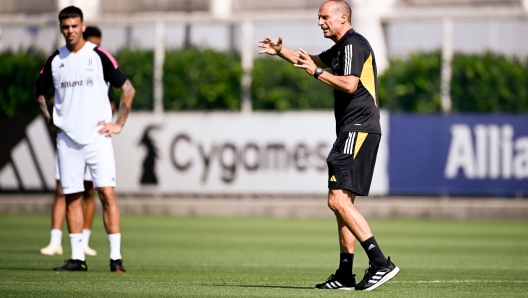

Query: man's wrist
left=314, top=67, right=324, bottom=79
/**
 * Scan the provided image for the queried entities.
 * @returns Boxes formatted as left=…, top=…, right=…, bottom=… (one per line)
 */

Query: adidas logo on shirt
left=329, top=175, right=337, bottom=182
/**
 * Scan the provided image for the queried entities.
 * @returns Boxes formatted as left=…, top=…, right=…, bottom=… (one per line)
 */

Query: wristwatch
left=314, top=67, right=324, bottom=79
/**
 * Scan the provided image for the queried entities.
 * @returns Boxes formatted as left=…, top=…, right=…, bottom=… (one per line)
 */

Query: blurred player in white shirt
left=40, top=26, right=115, bottom=258
left=34, top=6, right=135, bottom=272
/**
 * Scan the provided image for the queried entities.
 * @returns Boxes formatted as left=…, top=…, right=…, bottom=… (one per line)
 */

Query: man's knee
left=97, top=187, right=116, bottom=204
left=327, top=189, right=355, bottom=211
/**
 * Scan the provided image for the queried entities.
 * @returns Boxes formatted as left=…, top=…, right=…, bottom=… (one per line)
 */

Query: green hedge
left=163, top=48, right=242, bottom=110
left=379, top=51, right=528, bottom=113
left=450, top=52, right=528, bottom=112
left=0, top=49, right=45, bottom=117
left=378, top=52, right=442, bottom=113
left=113, top=48, right=154, bottom=110
left=251, top=56, right=333, bottom=110
left=2, top=48, right=528, bottom=117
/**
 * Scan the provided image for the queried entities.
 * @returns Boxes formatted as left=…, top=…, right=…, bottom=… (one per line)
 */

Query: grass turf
left=0, top=215, right=527, bottom=297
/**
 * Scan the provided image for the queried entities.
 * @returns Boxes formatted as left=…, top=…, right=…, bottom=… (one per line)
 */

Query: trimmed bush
left=378, top=52, right=442, bottom=113
left=251, top=56, right=333, bottom=110
left=378, top=51, right=528, bottom=113
left=164, top=48, right=243, bottom=110
left=113, top=48, right=154, bottom=110
left=2, top=48, right=528, bottom=115
left=0, top=49, right=45, bottom=117
left=451, top=52, right=528, bottom=113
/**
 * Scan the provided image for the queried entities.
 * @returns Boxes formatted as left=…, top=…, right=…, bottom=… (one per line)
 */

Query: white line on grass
left=392, top=280, right=528, bottom=284
left=2, top=280, right=528, bottom=284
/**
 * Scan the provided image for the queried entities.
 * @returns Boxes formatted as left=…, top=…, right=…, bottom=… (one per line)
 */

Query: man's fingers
left=293, top=64, right=308, bottom=70
left=297, top=49, right=308, bottom=58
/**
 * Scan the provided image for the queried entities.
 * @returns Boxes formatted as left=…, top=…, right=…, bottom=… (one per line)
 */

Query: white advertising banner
left=113, top=111, right=389, bottom=195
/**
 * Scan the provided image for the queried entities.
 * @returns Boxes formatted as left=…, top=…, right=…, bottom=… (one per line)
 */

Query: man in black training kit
left=259, top=0, right=399, bottom=291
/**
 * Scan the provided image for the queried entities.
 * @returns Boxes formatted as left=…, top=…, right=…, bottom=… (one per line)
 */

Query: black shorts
left=327, top=131, right=380, bottom=196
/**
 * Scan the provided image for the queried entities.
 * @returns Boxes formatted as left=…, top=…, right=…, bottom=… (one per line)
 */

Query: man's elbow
left=129, top=85, right=136, bottom=99
left=344, top=85, right=357, bottom=94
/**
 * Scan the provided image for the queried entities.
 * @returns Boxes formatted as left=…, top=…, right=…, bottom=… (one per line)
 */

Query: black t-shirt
left=319, top=29, right=381, bottom=136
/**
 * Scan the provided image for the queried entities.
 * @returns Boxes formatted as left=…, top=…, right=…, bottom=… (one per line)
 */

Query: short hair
left=58, top=6, right=83, bottom=22
left=330, top=0, right=352, bottom=23
left=83, top=26, right=102, bottom=40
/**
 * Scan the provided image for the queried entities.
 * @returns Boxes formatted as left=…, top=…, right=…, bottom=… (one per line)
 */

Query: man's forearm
left=35, top=91, right=51, bottom=122
left=116, top=80, right=135, bottom=128
left=277, top=47, right=300, bottom=64
left=317, top=73, right=359, bottom=94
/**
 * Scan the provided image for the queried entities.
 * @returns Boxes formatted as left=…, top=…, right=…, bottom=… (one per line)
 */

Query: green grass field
left=0, top=215, right=527, bottom=297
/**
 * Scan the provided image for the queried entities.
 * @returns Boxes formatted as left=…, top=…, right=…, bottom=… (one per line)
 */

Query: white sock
left=69, top=233, right=85, bottom=261
left=82, top=229, right=91, bottom=247
left=108, top=233, right=122, bottom=260
left=50, top=229, right=62, bottom=245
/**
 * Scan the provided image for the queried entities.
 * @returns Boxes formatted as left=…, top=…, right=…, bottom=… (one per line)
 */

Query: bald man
left=259, top=0, right=399, bottom=291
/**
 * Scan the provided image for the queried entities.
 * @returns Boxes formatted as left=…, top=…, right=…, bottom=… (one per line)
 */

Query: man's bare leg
left=328, top=189, right=399, bottom=291
left=82, top=181, right=96, bottom=230
left=97, top=186, right=124, bottom=267
left=52, top=181, right=66, bottom=230
left=40, top=180, right=65, bottom=256
left=328, top=189, right=373, bottom=243
left=81, top=180, right=97, bottom=256
left=337, top=216, right=356, bottom=254
left=64, top=192, right=86, bottom=261
left=97, top=186, right=120, bottom=234
left=332, top=215, right=357, bottom=284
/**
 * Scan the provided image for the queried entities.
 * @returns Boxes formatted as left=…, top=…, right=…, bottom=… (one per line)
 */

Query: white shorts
left=55, top=155, right=92, bottom=181
left=56, top=131, right=116, bottom=194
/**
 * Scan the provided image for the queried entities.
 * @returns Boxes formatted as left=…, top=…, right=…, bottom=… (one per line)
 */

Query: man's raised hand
left=258, top=36, right=283, bottom=55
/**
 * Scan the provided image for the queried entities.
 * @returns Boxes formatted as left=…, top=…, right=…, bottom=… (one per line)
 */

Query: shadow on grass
left=0, top=249, right=42, bottom=255
left=211, top=284, right=313, bottom=290
left=0, top=267, right=55, bottom=272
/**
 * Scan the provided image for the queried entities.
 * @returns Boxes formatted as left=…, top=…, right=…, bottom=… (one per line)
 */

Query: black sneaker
left=315, top=270, right=356, bottom=290
left=110, top=259, right=126, bottom=273
left=355, top=257, right=399, bottom=291
left=53, top=259, right=88, bottom=271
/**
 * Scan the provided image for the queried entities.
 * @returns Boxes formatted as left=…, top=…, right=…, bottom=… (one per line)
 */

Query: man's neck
left=67, top=39, right=86, bottom=53
left=333, top=26, right=353, bottom=43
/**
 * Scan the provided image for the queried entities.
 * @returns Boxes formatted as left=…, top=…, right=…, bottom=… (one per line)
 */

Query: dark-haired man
left=40, top=25, right=114, bottom=258
left=259, top=0, right=399, bottom=291
left=34, top=6, right=135, bottom=272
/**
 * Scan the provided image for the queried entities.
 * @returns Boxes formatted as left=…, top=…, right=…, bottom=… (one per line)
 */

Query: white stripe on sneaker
left=364, top=267, right=400, bottom=291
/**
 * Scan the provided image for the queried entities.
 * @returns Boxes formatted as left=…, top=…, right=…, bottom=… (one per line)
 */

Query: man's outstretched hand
left=258, top=36, right=283, bottom=55
left=294, top=48, right=317, bottom=76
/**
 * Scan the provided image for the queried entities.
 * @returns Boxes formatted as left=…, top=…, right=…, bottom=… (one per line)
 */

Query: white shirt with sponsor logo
left=35, top=41, right=127, bottom=145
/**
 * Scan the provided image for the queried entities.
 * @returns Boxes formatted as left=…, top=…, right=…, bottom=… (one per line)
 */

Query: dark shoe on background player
left=110, top=259, right=126, bottom=273
left=355, top=257, right=399, bottom=291
left=53, top=259, right=88, bottom=271
left=315, top=270, right=356, bottom=290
